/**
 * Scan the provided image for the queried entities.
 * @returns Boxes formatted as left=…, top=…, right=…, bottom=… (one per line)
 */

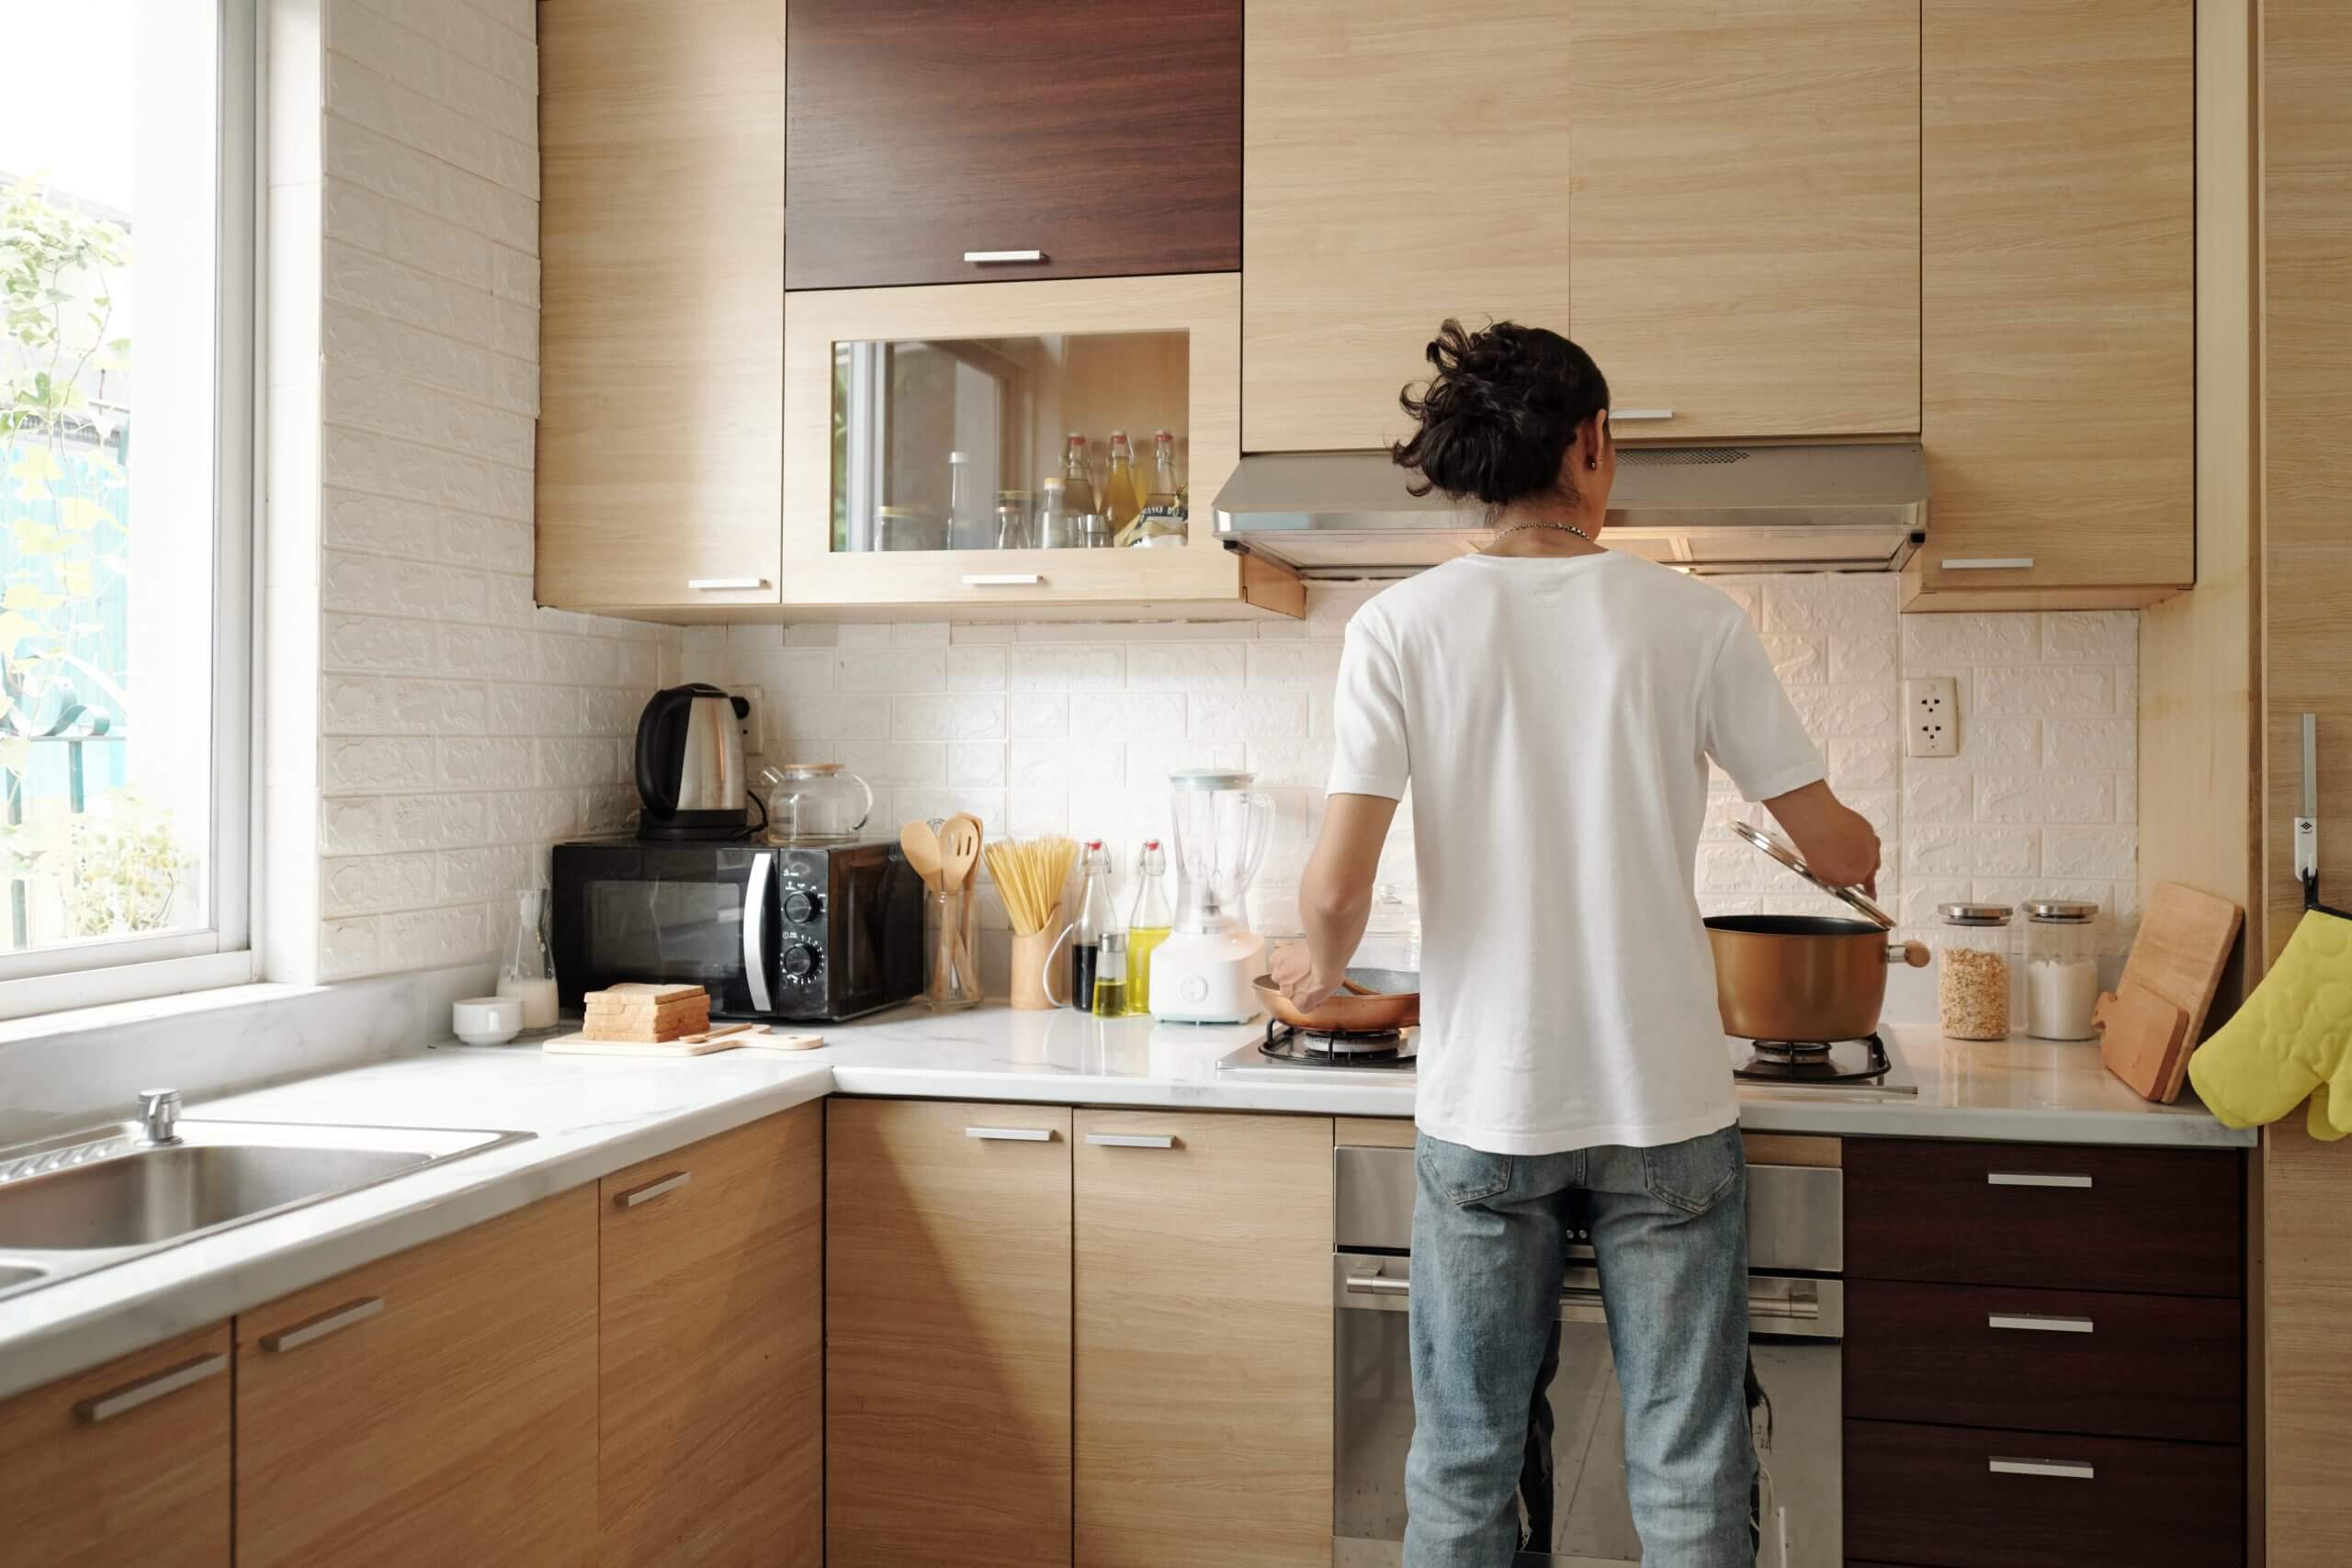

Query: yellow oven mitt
left=2188, top=908, right=2352, bottom=1139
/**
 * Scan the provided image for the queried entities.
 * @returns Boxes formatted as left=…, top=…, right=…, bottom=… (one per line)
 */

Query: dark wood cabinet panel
left=1846, top=1280, right=2243, bottom=1443
left=1844, top=1137, right=2242, bottom=1296
left=1844, top=1419, right=2243, bottom=1568
left=786, top=0, right=1240, bottom=290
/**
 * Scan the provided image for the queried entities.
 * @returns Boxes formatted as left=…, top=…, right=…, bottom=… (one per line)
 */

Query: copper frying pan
left=1252, top=967, right=1420, bottom=1031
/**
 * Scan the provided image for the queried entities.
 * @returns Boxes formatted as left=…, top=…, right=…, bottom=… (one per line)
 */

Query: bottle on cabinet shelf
left=945, top=450, right=978, bottom=551
left=1102, top=431, right=1143, bottom=535
left=1061, top=432, right=1096, bottom=517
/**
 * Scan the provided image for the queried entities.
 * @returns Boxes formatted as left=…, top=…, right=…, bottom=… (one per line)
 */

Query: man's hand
left=1270, top=940, right=1344, bottom=1013
left=1762, top=780, right=1883, bottom=897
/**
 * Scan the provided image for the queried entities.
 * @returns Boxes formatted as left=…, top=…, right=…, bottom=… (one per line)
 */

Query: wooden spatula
left=899, top=820, right=944, bottom=891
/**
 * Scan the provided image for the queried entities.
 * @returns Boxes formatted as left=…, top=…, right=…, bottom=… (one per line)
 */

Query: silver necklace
left=1486, top=520, right=1594, bottom=549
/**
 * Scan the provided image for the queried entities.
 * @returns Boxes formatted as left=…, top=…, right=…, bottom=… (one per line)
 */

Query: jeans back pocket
left=1639, top=1123, right=1744, bottom=1215
left=1417, top=1134, right=1513, bottom=1206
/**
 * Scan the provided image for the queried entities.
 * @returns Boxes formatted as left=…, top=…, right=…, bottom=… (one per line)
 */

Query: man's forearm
left=1295, top=793, right=1401, bottom=982
left=1300, top=874, right=1375, bottom=984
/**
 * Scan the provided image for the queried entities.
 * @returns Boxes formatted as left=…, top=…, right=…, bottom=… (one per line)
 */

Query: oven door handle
left=743, top=852, right=775, bottom=1014
left=1338, top=1264, right=1842, bottom=1337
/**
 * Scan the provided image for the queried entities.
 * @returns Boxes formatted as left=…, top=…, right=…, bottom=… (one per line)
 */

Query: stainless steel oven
left=1332, top=1145, right=1844, bottom=1566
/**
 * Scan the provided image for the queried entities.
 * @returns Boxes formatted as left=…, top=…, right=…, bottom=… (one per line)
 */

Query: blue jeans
left=1406, top=1123, right=1756, bottom=1567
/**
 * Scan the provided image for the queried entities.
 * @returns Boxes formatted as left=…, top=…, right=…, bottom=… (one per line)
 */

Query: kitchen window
left=0, top=0, right=256, bottom=1017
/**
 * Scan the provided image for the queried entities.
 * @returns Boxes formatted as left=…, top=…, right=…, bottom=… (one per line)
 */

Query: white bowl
left=453, top=994, right=524, bottom=1045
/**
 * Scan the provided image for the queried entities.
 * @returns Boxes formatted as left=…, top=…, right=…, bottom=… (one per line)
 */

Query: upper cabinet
left=537, top=0, right=785, bottom=614
left=1566, top=0, right=1921, bottom=442
left=1241, top=0, right=1571, bottom=454
left=783, top=271, right=1300, bottom=617
left=786, top=0, right=1242, bottom=292
left=1905, top=0, right=2194, bottom=608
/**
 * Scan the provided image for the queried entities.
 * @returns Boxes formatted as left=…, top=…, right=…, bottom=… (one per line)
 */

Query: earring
left=1588, top=457, right=1600, bottom=470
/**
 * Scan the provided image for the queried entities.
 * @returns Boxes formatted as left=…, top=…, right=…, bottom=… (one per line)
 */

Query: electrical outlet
left=1905, top=675, right=1959, bottom=758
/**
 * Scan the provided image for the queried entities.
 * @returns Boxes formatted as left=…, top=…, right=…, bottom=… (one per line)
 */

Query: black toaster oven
left=550, top=837, right=922, bottom=1022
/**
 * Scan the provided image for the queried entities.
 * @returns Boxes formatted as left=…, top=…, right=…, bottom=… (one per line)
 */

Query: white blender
left=1148, top=769, right=1276, bottom=1022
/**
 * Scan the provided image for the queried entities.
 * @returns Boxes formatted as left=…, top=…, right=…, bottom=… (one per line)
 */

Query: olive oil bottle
left=1125, top=838, right=1172, bottom=1015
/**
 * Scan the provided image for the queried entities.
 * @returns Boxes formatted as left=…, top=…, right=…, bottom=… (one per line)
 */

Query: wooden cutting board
left=2099, top=882, right=2245, bottom=1102
left=544, top=1028, right=747, bottom=1058
left=2094, top=981, right=2193, bottom=1102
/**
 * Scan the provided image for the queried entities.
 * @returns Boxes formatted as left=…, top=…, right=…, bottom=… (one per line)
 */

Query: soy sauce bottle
left=1069, top=840, right=1115, bottom=1010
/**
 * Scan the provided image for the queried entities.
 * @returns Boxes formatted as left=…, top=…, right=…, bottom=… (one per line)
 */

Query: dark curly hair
left=1389, top=319, right=1611, bottom=513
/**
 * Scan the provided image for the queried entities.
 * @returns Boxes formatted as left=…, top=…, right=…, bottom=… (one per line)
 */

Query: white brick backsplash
left=1903, top=613, right=2038, bottom=664
left=1955, top=717, right=2041, bottom=770
left=1975, top=771, right=2113, bottom=825
left=1827, top=737, right=1899, bottom=793
left=1761, top=575, right=1894, bottom=636
left=1906, top=826, right=2038, bottom=878
left=948, top=742, right=1010, bottom=788
left=1977, top=664, right=2115, bottom=716
left=1787, top=684, right=1898, bottom=738
left=1010, top=739, right=1126, bottom=789
left=896, top=694, right=1007, bottom=741
left=775, top=695, right=893, bottom=744
left=1903, top=765, right=1974, bottom=825
left=1129, top=643, right=1249, bottom=689
left=2041, top=611, right=2137, bottom=662
left=1760, top=635, right=1826, bottom=683
left=1072, top=691, right=1186, bottom=739
left=1128, top=740, right=1245, bottom=790
left=834, top=742, right=947, bottom=788
left=1010, top=645, right=1125, bottom=690
left=2043, top=827, right=2137, bottom=881
left=947, top=646, right=1008, bottom=692
left=836, top=649, right=947, bottom=694
left=1191, top=691, right=1310, bottom=739
left=1008, top=694, right=1069, bottom=739
left=288, top=4, right=677, bottom=979
left=1827, top=635, right=1897, bottom=684
left=1248, top=739, right=1338, bottom=788
left=1244, top=641, right=1341, bottom=687
left=321, top=736, right=437, bottom=795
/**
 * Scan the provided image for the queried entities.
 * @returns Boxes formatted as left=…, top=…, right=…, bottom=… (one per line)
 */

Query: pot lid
left=1732, top=819, right=1894, bottom=930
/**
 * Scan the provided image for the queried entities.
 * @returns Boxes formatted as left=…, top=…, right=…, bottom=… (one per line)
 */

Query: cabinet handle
left=74, top=1351, right=228, bottom=1424
left=961, top=573, right=1044, bottom=587
left=1989, top=1312, right=2095, bottom=1335
left=1345, top=1275, right=1411, bottom=1297
left=616, top=1170, right=691, bottom=1207
left=1085, top=1133, right=1176, bottom=1149
left=260, top=1296, right=385, bottom=1354
left=966, top=1125, right=1054, bottom=1141
left=1610, top=408, right=1675, bottom=422
left=1986, top=1172, right=2093, bottom=1189
left=963, top=249, right=1046, bottom=264
left=1939, top=558, right=2035, bottom=571
left=686, top=577, right=769, bottom=591
left=1989, top=1456, right=2097, bottom=1481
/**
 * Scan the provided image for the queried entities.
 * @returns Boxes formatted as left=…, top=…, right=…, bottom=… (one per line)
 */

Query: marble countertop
left=0, top=1001, right=2247, bottom=1399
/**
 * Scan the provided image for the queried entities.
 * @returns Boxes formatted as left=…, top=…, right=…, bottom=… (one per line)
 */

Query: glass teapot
left=762, top=762, right=874, bottom=843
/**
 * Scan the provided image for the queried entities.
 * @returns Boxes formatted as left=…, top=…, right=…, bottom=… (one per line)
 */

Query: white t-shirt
left=1329, top=550, right=1825, bottom=1156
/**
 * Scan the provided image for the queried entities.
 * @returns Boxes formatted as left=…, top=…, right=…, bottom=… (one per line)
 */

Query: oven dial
left=782, top=889, right=820, bottom=924
left=782, top=943, right=820, bottom=979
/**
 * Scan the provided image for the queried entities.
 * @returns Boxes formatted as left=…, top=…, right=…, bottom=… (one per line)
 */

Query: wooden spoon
left=900, top=820, right=944, bottom=891
left=939, top=814, right=983, bottom=892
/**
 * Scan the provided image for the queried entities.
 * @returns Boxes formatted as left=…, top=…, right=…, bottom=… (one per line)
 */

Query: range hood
left=1214, top=443, right=1927, bottom=580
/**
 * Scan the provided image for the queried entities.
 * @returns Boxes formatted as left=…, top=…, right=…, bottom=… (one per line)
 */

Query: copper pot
left=1706, top=915, right=1930, bottom=1042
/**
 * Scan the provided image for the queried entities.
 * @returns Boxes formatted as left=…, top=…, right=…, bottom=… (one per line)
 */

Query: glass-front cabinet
left=782, top=274, right=1297, bottom=616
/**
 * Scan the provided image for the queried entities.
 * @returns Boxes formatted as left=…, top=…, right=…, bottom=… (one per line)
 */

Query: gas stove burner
left=1261, top=1019, right=1415, bottom=1069
left=1734, top=1032, right=1891, bottom=1086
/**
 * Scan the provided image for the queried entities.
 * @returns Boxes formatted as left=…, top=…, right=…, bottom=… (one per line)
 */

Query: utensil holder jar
left=924, top=887, right=982, bottom=1011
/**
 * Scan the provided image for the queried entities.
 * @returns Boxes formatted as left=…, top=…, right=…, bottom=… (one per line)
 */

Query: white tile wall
left=687, top=580, right=2140, bottom=967
left=302, top=0, right=677, bottom=980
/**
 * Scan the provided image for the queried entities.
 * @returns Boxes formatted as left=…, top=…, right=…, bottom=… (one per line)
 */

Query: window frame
left=0, top=0, right=261, bottom=1020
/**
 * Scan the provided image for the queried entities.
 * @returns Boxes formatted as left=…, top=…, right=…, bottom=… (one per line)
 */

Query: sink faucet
left=135, top=1089, right=182, bottom=1147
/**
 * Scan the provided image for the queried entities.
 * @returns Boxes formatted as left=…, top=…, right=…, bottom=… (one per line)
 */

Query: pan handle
left=1886, top=940, right=1930, bottom=968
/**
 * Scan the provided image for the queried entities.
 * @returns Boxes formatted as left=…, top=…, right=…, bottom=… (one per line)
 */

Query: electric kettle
left=633, top=683, right=750, bottom=840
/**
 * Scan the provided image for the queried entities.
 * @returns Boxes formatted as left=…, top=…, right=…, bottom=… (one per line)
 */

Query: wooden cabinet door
left=786, top=0, right=1239, bottom=291
left=600, top=1104, right=822, bottom=1565
left=1567, top=0, right=1920, bottom=441
left=827, top=1100, right=1075, bottom=1567
left=236, top=1191, right=600, bottom=1568
left=1242, top=0, right=1571, bottom=453
left=0, top=1322, right=231, bottom=1567
left=1908, top=0, right=2194, bottom=605
left=537, top=0, right=783, bottom=613
left=1073, top=1111, right=1332, bottom=1567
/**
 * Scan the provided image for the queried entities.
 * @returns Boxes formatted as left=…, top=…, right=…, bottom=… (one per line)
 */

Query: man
left=1272, top=318, right=1878, bottom=1565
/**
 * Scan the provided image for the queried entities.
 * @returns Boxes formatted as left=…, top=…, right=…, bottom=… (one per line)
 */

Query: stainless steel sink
left=0, top=1113, right=531, bottom=1303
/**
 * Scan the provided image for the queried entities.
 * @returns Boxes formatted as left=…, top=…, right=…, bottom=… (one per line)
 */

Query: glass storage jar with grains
left=2024, top=900, right=2101, bottom=1040
left=1937, top=903, right=2014, bottom=1040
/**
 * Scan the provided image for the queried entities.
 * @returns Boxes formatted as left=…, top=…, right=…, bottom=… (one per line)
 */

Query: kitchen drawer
left=1845, top=1138, right=2241, bottom=1296
left=1846, top=1280, right=2242, bottom=1442
left=1844, top=1419, right=2243, bottom=1568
